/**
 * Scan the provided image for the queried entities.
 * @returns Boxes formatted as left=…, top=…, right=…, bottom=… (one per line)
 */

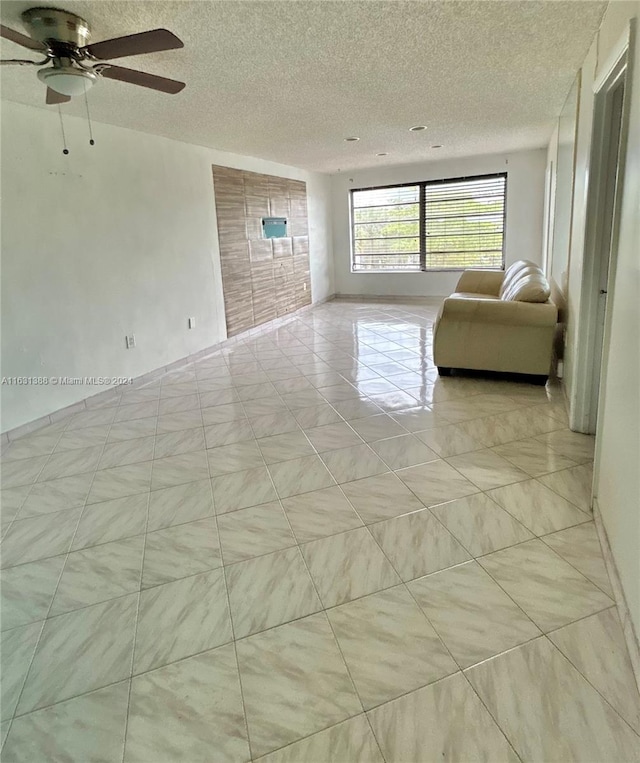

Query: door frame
left=570, top=20, right=634, bottom=435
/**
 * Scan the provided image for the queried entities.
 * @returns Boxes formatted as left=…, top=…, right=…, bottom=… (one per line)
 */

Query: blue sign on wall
left=262, top=217, right=288, bottom=239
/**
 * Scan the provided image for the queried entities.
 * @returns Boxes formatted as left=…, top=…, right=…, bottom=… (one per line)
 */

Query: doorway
left=571, top=32, right=631, bottom=435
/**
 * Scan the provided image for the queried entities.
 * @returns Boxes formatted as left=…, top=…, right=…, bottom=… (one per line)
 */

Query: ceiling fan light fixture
left=37, top=66, right=97, bottom=96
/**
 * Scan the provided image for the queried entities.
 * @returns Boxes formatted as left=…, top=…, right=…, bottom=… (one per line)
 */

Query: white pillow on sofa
left=502, top=273, right=551, bottom=303
left=499, top=260, right=539, bottom=298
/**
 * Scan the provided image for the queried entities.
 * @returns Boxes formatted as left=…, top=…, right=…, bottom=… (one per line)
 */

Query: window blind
left=350, top=173, right=506, bottom=273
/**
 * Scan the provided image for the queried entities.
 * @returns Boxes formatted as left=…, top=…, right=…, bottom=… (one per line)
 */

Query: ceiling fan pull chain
left=57, top=105, right=69, bottom=155
left=83, top=85, right=95, bottom=146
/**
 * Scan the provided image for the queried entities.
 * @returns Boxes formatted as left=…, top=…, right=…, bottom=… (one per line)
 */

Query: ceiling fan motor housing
left=21, top=7, right=91, bottom=49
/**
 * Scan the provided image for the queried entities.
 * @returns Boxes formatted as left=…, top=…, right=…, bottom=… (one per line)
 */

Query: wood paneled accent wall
left=212, top=166, right=312, bottom=337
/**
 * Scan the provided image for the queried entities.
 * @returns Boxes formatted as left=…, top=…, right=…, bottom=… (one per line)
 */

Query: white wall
left=554, top=1, right=640, bottom=641
left=0, top=101, right=334, bottom=432
left=330, top=149, right=547, bottom=297
left=592, top=3, right=640, bottom=641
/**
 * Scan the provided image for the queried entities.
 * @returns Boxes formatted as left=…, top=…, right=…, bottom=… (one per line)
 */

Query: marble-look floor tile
left=2, top=432, right=61, bottom=462
left=370, top=433, right=438, bottom=470
left=153, top=428, right=206, bottom=460
left=268, top=454, right=335, bottom=498
left=134, top=568, right=231, bottom=674
left=73, top=493, right=148, bottom=549
left=487, top=478, right=590, bottom=536
left=330, top=398, right=383, bottom=421
left=409, top=561, right=540, bottom=668
left=349, top=414, right=407, bottom=443
left=478, top=539, right=613, bottom=631
left=430, top=492, right=533, bottom=556
left=207, top=440, right=264, bottom=476
left=320, top=443, right=388, bottom=484
left=291, top=402, right=343, bottom=428
left=212, top=466, right=278, bottom=513
left=0, top=485, right=31, bottom=524
left=66, top=407, right=117, bottom=431
left=236, top=613, right=361, bottom=758
left=156, top=409, right=203, bottom=435
left=226, top=546, right=322, bottom=638
left=125, top=644, right=249, bottom=763
left=301, top=527, right=400, bottom=607
left=3, top=681, right=129, bottom=763
left=446, top=449, right=528, bottom=491
left=327, top=586, right=457, bottom=709
left=98, top=436, right=155, bottom=470
left=536, top=428, right=595, bottom=463
left=218, top=501, right=296, bottom=564
left=0, top=556, right=65, bottom=631
left=257, top=430, right=316, bottom=464
left=50, top=536, right=144, bottom=615
left=548, top=607, right=640, bottom=733
left=458, top=407, right=562, bottom=448
left=36, top=445, right=102, bottom=483
left=142, top=517, right=221, bottom=588
left=147, top=479, right=213, bottom=531
left=1, top=621, right=43, bottom=720
left=539, top=462, right=593, bottom=512
left=201, top=401, right=246, bottom=426
left=491, top=437, right=578, bottom=477
left=108, top=417, right=157, bottom=442
left=87, top=462, right=152, bottom=505
left=396, top=459, right=478, bottom=507
left=114, top=400, right=159, bottom=423
left=341, top=472, right=423, bottom=524
left=465, top=636, right=640, bottom=762
left=367, top=672, right=518, bottom=762
left=249, top=411, right=300, bottom=438
left=1, top=455, right=48, bottom=489
left=1, top=508, right=81, bottom=568
left=204, top=419, right=255, bottom=449
left=255, top=714, right=383, bottom=763
left=389, top=405, right=450, bottom=433
left=151, top=451, right=209, bottom=491
left=303, top=421, right=363, bottom=452
left=17, top=594, right=137, bottom=714
left=281, top=485, right=363, bottom=543
left=542, top=521, right=613, bottom=596
left=19, top=472, right=94, bottom=517
left=158, top=393, right=200, bottom=416
left=370, top=507, right=470, bottom=581
left=414, top=422, right=483, bottom=458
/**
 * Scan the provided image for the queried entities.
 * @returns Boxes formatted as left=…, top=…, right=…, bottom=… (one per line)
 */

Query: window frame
left=349, top=172, right=508, bottom=274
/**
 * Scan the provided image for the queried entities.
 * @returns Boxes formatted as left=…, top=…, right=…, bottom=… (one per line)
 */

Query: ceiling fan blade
left=83, top=29, right=183, bottom=60
left=1, top=23, right=47, bottom=51
left=46, top=88, right=71, bottom=105
left=99, top=64, right=185, bottom=94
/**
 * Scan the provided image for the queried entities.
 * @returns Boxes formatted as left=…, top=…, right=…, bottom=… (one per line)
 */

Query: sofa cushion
left=499, top=260, right=539, bottom=298
left=502, top=272, right=551, bottom=303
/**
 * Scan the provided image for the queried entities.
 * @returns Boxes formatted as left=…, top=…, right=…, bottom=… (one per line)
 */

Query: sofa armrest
left=440, top=296, right=558, bottom=327
left=455, top=270, right=504, bottom=296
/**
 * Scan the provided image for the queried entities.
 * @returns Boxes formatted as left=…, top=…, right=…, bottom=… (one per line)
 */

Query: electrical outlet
left=126, top=334, right=136, bottom=349
left=188, top=317, right=196, bottom=329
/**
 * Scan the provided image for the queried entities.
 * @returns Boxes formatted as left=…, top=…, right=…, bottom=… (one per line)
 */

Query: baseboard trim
left=593, top=497, right=640, bottom=692
left=3, top=293, right=336, bottom=442
left=334, top=294, right=445, bottom=304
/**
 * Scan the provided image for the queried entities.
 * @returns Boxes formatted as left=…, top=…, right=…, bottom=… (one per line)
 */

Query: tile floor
left=1, top=299, right=639, bottom=762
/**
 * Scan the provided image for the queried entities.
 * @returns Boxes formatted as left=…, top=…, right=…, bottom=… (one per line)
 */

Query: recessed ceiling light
left=409, top=125, right=428, bottom=131
left=431, top=144, right=443, bottom=149
left=344, top=136, right=360, bottom=142
left=376, top=152, right=388, bottom=156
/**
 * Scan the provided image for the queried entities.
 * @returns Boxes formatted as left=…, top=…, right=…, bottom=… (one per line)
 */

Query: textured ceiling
left=0, top=1, right=606, bottom=172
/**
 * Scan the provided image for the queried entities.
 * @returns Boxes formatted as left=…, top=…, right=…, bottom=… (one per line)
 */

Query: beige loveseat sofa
left=433, top=260, right=558, bottom=381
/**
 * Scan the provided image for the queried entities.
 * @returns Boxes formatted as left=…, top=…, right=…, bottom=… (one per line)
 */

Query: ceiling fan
left=0, top=7, right=185, bottom=104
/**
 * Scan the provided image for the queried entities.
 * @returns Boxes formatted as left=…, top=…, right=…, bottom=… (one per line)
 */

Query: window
left=350, top=173, right=507, bottom=272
